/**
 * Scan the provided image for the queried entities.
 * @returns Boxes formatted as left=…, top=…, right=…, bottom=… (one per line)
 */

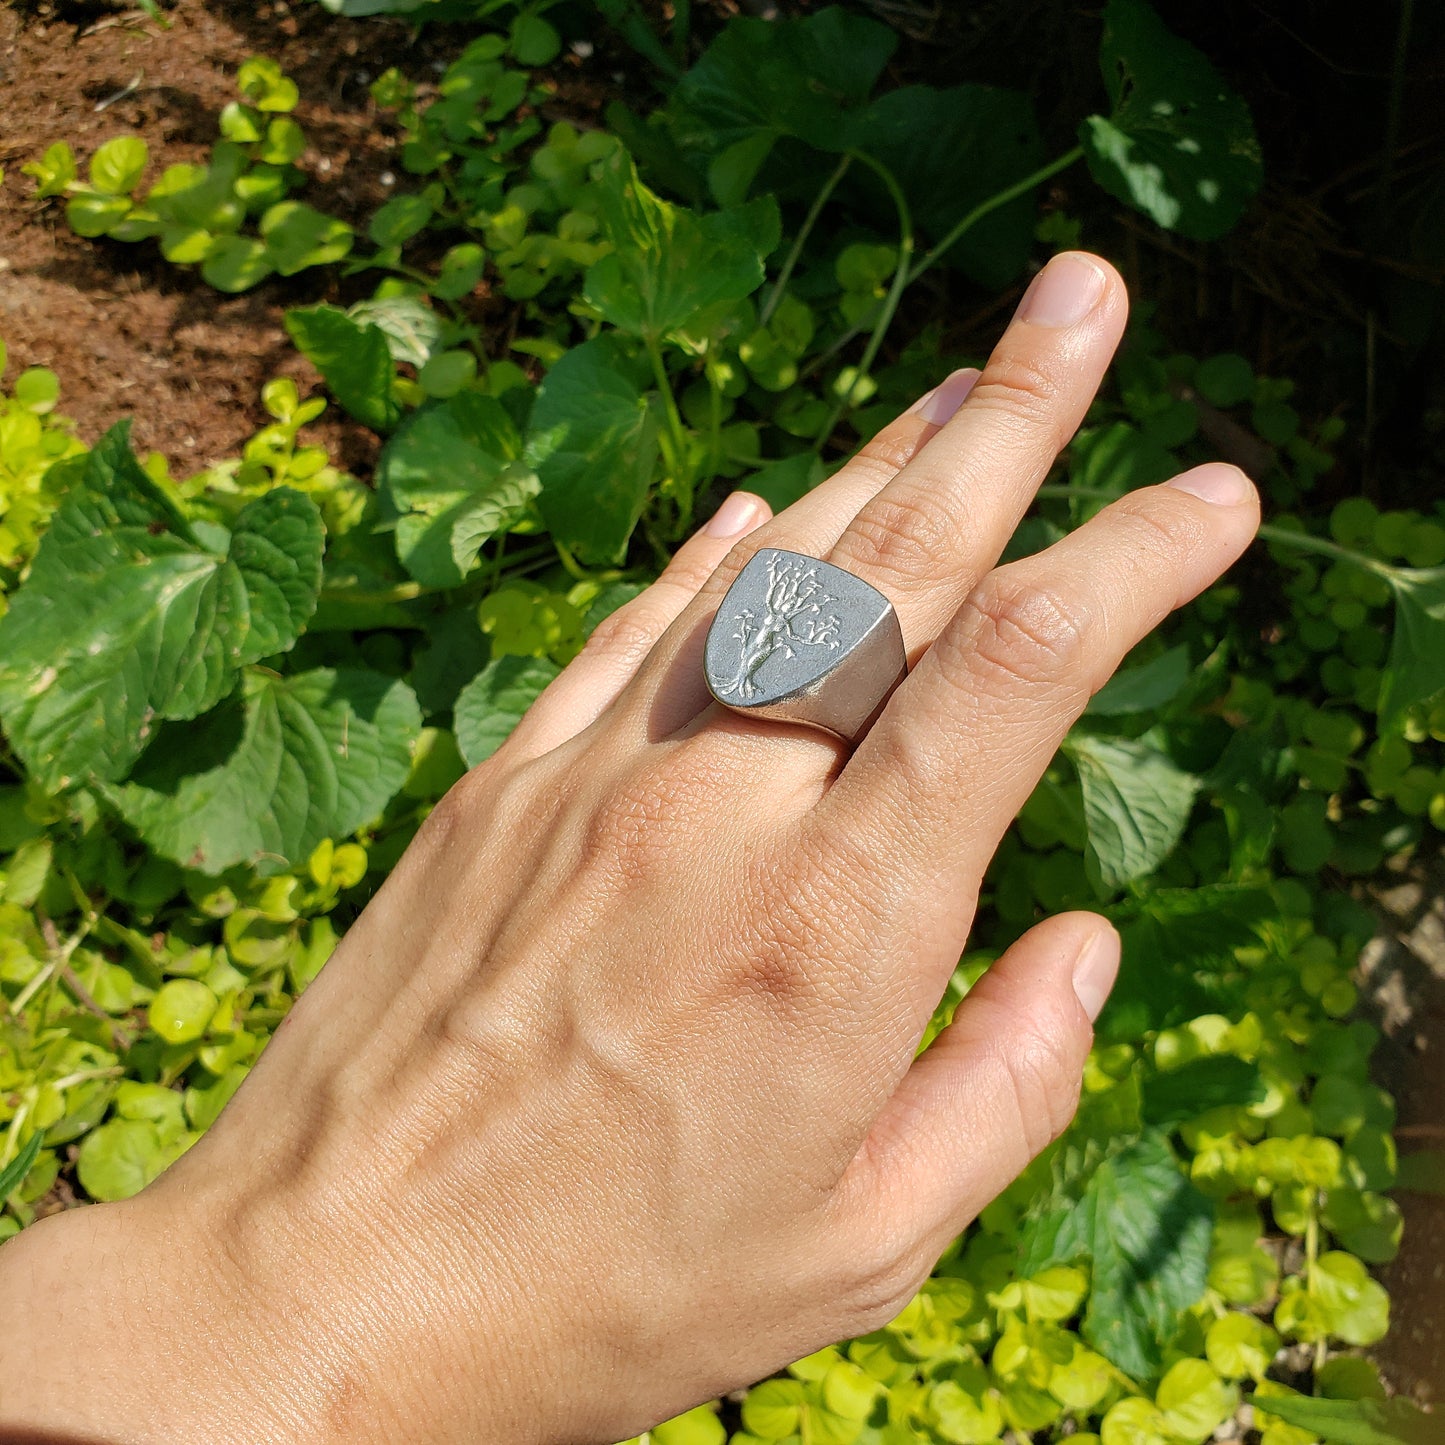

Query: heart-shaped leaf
left=0, top=424, right=323, bottom=792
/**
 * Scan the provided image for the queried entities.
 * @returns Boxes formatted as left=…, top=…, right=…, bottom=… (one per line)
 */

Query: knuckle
left=840, top=485, right=956, bottom=588
left=969, top=351, right=1066, bottom=431
left=959, top=571, right=1090, bottom=693
left=853, top=428, right=924, bottom=477
left=995, top=1013, right=1085, bottom=1159
left=1113, top=490, right=1208, bottom=558
left=834, top=1227, right=931, bottom=1336
left=582, top=600, right=664, bottom=671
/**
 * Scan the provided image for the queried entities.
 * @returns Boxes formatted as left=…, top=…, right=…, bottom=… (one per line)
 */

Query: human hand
left=0, top=252, right=1259, bottom=1444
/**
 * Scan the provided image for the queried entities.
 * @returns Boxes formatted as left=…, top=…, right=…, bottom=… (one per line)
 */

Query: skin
left=0, top=252, right=1259, bottom=1444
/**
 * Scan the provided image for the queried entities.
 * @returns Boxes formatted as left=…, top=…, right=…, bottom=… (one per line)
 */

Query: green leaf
left=1312, top=1251, right=1390, bottom=1346
left=671, top=8, right=895, bottom=161
left=285, top=304, right=401, bottom=431
left=1247, top=1392, right=1435, bottom=1445
left=368, top=193, right=435, bottom=248
left=23, top=140, right=78, bottom=199
left=349, top=293, right=443, bottom=370
left=527, top=337, right=659, bottom=565
left=148, top=979, right=218, bottom=1044
left=583, top=150, right=780, bottom=342
left=66, top=192, right=131, bottom=238
left=260, top=201, right=354, bottom=276
left=378, top=393, right=538, bottom=588
left=76, top=1117, right=195, bottom=1202
left=1020, top=1129, right=1213, bottom=1379
left=0, top=1132, right=43, bottom=1201
left=1064, top=733, right=1200, bottom=891
left=1155, top=1358, right=1238, bottom=1443
left=1142, top=1055, right=1266, bottom=1124
left=651, top=1405, right=727, bottom=1445
left=201, top=234, right=275, bottom=292
left=1205, top=1312, right=1279, bottom=1380
left=745, top=452, right=825, bottom=513
left=89, top=135, right=148, bottom=196
left=0, top=425, right=323, bottom=791
left=846, top=84, right=1045, bottom=288
left=111, top=668, right=421, bottom=874
left=454, top=656, right=560, bottom=768
left=1081, top=0, right=1263, bottom=239
left=1087, top=645, right=1191, bottom=716
left=237, top=56, right=300, bottom=113
left=1376, top=565, right=1445, bottom=724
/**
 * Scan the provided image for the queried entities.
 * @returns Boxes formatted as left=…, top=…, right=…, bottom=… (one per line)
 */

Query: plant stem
left=806, top=145, right=1086, bottom=378
left=1256, top=522, right=1396, bottom=580
left=814, top=151, right=914, bottom=450
left=644, top=333, right=694, bottom=524
left=759, top=153, right=852, bottom=328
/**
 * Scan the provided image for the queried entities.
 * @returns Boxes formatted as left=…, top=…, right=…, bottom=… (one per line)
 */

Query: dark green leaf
left=348, top=293, right=444, bottom=370
left=201, top=234, right=275, bottom=293
left=846, top=85, right=1045, bottom=289
left=1021, top=1129, right=1212, bottom=1379
left=0, top=425, right=323, bottom=791
left=454, top=656, right=560, bottom=767
left=110, top=668, right=421, bottom=874
left=378, top=393, right=538, bottom=589
left=527, top=337, right=659, bottom=565
left=1081, top=0, right=1263, bottom=240
left=1064, top=733, right=1200, bottom=890
left=1087, top=646, right=1192, bottom=716
left=584, top=151, right=780, bottom=342
left=670, top=7, right=895, bottom=161
left=1247, top=1392, right=1436, bottom=1445
left=1377, top=565, right=1445, bottom=724
left=743, top=452, right=824, bottom=512
left=285, top=304, right=401, bottom=431
left=1143, top=1056, right=1267, bottom=1125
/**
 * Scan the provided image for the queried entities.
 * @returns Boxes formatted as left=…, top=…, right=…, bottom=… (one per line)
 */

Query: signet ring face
left=703, top=548, right=908, bottom=744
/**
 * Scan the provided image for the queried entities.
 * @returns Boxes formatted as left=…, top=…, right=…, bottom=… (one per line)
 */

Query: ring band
left=703, top=548, right=908, bottom=744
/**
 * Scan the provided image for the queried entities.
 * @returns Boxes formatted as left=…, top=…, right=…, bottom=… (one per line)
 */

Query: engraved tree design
left=716, top=553, right=843, bottom=699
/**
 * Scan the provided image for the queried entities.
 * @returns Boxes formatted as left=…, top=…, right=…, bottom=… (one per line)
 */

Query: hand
left=0, top=252, right=1259, bottom=1444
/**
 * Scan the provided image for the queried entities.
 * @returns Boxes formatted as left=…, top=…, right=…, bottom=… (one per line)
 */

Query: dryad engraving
left=714, top=551, right=842, bottom=699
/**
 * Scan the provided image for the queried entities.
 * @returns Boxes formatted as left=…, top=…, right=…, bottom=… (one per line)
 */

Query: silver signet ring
left=703, top=548, right=908, bottom=744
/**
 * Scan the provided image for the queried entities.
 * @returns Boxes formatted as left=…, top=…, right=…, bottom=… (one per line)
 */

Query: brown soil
left=1360, top=852, right=1445, bottom=1406
left=0, top=0, right=468, bottom=472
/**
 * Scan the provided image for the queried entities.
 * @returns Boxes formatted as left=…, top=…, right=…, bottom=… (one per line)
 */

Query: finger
left=826, top=252, right=1128, bottom=658
left=829, top=914, right=1118, bottom=1259
left=617, top=371, right=980, bottom=725
left=815, top=463, right=1259, bottom=989
left=503, top=491, right=770, bottom=758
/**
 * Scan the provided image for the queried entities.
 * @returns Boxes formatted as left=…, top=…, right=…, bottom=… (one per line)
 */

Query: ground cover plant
left=1, top=1, right=1442, bottom=1440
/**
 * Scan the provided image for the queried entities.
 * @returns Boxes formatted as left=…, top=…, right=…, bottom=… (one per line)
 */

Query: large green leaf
left=0, top=425, right=323, bottom=792
left=454, top=656, right=560, bottom=767
left=1377, top=564, right=1445, bottom=724
left=1247, top=1392, right=1435, bottom=1445
left=845, top=84, right=1045, bottom=288
left=1064, top=732, right=1200, bottom=891
left=378, top=393, right=539, bottom=589
left=110, top=668, right=421, bottom=874
left=284, top=304, right=400, bottom=432
left=1081, top=0, right=1262, bottom=240
left=583, top=151, right=780, bottom=343
left=1021, top=1129, right=1212, bottom=1379
left=527, top=337, right=659, bottom=565
left=669, top=7, right=895, bottom=177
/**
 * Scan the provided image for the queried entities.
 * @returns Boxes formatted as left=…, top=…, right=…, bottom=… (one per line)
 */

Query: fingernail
left=1166, top=463, right=1254, bottom=507
left=1016, top=252, right=1107, bottom=329
left=907, top=368, right=980, bottom=426
left=704, top=491, right=765, bottom=539
left=1071, top=927, right=1121, bottom=1024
